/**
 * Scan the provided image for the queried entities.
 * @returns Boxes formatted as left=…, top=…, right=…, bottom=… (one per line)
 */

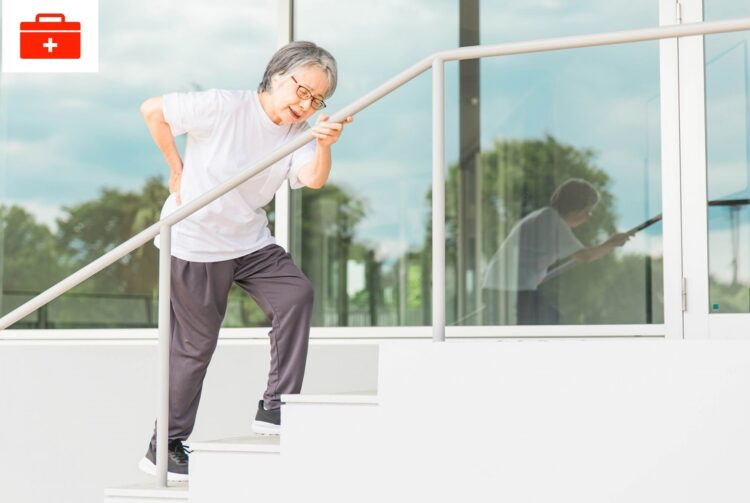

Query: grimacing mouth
left=289, top=106, right=303, bottom=119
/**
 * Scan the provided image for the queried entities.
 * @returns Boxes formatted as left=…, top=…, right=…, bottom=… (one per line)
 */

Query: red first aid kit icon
left=20, top=13, right=81, bottom=59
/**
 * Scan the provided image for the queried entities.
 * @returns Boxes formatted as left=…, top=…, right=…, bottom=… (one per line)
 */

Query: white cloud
left=3, top=134, right=147, bottom=204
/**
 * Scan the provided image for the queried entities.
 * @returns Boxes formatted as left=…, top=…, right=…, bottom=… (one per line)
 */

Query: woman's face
left=266, top=65, right=329, bottom=125
left=566, top=204, right=595, bottom=228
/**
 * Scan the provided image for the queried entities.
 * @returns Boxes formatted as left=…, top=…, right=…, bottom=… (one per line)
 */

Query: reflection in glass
left=705, top=25, right=750, bottom=313
left=292, top=0, right=458, bottom=327
left=293, top=0, right=662, bottom=327
left=443, top=0, right=664, bottom=326
left=453, top=39, right=664, bottom=326
left=481, top=179, right=634, bottom=325
left=449, top=128, right=663, bottom=326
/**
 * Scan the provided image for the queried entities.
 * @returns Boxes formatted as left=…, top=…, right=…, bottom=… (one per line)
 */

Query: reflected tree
left=430, top=134, right=664, bottom=325
left=2, top=134, right=671, bottom=328
left=2, top=176, right=273, bottom=328
left=0, top=205, right=70, bottom=292
left=295, top=183, right=367, bottom=326
left=57, top=176, right=167, bottom=296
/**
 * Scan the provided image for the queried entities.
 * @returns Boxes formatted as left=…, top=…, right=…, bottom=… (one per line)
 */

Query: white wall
left=0, top=339, right=378, bottom=503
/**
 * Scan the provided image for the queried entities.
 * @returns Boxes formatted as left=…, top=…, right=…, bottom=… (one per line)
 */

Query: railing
left=2, top=17, right=750, bottom=487
left=3, top=290, right=157, bottom=328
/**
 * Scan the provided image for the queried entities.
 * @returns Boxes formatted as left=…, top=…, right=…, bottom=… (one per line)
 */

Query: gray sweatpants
left=151, top=244, right=313, bottom=444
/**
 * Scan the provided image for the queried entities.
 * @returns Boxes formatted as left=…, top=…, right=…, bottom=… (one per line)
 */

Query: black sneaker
left=138, top=439, right=190, bottom=481
left=252, top=399, right=280, bottom=435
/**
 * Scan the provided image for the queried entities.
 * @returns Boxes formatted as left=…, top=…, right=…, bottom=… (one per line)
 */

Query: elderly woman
left=137, top=41, right=351, bottom=481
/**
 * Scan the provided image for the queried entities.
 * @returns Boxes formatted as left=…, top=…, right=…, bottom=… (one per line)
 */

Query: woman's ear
left=269, top=73, right=287, bottom=93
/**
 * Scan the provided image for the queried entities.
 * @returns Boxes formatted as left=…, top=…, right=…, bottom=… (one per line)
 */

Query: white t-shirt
left=482, top=206, right=584, bottom=291
left=153, top=89, right=316, bottom=262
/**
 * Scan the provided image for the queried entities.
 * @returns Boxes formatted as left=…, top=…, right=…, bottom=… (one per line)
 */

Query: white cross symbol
left=42, top=38, right=58, bottom=53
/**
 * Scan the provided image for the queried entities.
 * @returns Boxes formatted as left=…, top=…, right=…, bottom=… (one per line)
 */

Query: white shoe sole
left=252, top=420, right=280, bottom=435
left=138, top=457, right=189, bottom=482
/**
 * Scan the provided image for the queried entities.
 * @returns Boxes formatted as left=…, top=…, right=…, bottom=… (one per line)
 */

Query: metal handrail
left=1, top=16, right=749, bottom=486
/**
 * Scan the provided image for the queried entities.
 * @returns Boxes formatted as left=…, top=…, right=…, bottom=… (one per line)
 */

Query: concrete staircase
left=106, top=339, right=750, bottom=503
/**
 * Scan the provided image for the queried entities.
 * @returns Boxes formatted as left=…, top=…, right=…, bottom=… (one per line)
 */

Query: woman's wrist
left=167, top=156, right=183, bottom=175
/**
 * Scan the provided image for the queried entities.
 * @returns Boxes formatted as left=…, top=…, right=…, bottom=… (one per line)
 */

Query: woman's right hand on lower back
left=169, top=171, right=182, bottom=205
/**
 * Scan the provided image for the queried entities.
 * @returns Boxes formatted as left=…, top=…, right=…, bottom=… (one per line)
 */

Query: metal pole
left=432, top=58, right=446, bottom=342
left=272, top=0, right=294, bottom=252
left=156, top=225, right=171, bottom=487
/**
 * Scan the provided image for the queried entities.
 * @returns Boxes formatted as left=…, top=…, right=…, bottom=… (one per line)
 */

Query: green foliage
left=439, top=135, right=659, bottom=324
left=4, top=135, right=735, bottom=328
left=56, top=176, right=167, bottom=295
left=454, top=135, right=617, bottom=257
left=546, top=254, right=664, bottom=324
left=1, top=177, right=274, bottom=328
left=0, top=205, right=70, bottom=292
left=294, top=183, right=368, bottom=325
left=708, top=278, right=750, bottom=313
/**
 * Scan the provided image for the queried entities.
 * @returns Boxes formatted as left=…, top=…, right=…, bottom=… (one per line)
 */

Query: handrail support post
left=156, top=224, right=171, bottom=487
left=432, top=57, right=446, bottom=342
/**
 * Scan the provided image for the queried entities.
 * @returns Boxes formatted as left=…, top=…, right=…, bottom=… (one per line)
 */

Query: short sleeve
left=287, top=126, right=316, bottom=189
left=162, top=89, right=224, bottom=137
left=555, top=215, right=585, bottom=259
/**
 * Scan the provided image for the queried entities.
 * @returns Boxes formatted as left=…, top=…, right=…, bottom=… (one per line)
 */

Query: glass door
left=680, top=0, right=750, bottom=338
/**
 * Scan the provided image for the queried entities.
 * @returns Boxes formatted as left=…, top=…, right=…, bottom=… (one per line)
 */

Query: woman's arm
left=297, top=143, right=332, bottom=190
left=571, top=231, right=633, bottom=263
left=298, top=114, right=352, bottom=189
left=140, top=96, right=184, bottom=203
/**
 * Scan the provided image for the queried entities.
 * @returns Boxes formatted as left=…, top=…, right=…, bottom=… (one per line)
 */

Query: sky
left=1, top=0, right=749, bottom=283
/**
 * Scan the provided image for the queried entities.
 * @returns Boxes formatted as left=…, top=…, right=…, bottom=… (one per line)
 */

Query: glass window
left=704, top=1, right=750, bottom=313
left=449, top=1, right=663, bottom=326
left=293, top=0, right=460, bottom=326
left=1, top=1, right=277, bottom=329
left=294, top=0, right=662, bottom=327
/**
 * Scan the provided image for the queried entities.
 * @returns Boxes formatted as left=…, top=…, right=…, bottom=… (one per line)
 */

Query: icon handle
left=35, top=13, right=66, bottom=23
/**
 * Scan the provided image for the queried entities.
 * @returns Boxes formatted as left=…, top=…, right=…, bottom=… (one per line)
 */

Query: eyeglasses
left=291, top=75, right=326, bottom=110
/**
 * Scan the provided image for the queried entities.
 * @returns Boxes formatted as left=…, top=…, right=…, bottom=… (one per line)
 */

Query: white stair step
left=281, top=390, right=381, bottom=449
left=282, top=389, right=379, bottom=405
left=188, top=435, right=281, bottom=503
left=189, top=435, right=280, bottom=453
left=108, top=342, right=750, bottom=503
left=188, top=393, right=379, bottom=503
left=104, top=482, right=188, bottom=503
left=274, top=391, right=383, bottom=502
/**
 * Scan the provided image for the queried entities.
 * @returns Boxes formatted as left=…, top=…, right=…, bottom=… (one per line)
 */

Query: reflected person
left=481, top=179, right=632, bottom=325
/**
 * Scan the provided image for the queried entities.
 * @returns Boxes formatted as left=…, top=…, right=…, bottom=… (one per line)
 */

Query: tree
left=425, top=134, right=661, bottom=325
left=3, top=176, right=368, bottom=328
left=0, top=205, right=69, bottom=293
left=294, top=183, right=367, bottom=326
left=0, top=205, right=70, bottom=327
left=55, top=176, right=167, bottom=297
left=54, top=177, right=279, bottom=328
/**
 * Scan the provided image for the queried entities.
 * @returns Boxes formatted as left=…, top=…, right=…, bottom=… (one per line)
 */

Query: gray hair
left=258, top=41, right=338, bottom=99
left=549, top=178, right=600, bottom=216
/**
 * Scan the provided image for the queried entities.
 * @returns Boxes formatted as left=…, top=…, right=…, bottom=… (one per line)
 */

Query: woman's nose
left=298, top=97, right=312, bottom=111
